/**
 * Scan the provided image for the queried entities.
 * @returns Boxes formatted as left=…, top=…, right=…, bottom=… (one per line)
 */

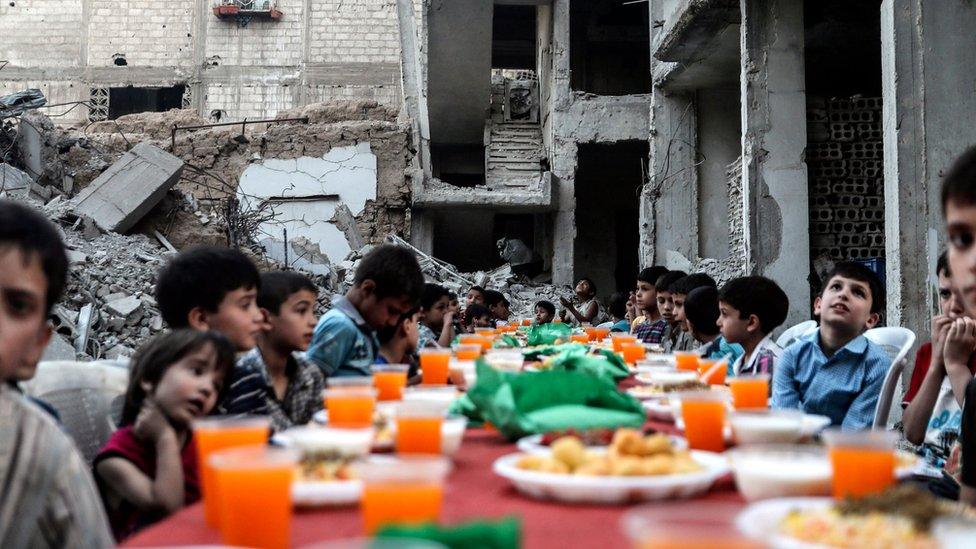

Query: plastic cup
left=395, top=401, right=444, bottom=455
left=474, top=327, right=496, bottom=337
left=328, top=376, right=374, bottom=388
left=622, top=502, right=762, bottom=549
left=700, top=359, right=727, bottom=386
left=729, top=375, right=769, bottom=410
left=193, top=416, right=271, bottom=528
left=483, top=349, right=524, bottom=372
left=594, top=326, right=611, bottom=341
left=522, top=318, right=532, bottom=326
left=353, top=456, right=452, bottom=534
left=674, top=352, right=700, bottom=372
left=210, top=445, right=299, bottom=549
left=448, top=359, right=476, bottom=389
left=621, top=342, right=647, bottom=364
left=402, top=385, right=459, bottom=414
left=822, top=428, right=898, bottom=498
left=612, top=334, right=638, bottom=352
left=418, top=348, right=451, bottom=385
left=372, top=364, right=409, bottom=401
left=570, top=333, right=590, bottom=344
left=452, top=343, right=482, bottom=361
left=583, top=326, right=599, bottom=341
left=679, top=390, right=727, bottom=452
left=324, top=387, right=376, bottom=428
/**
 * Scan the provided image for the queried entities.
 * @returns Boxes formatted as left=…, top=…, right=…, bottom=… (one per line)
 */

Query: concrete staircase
left=485, top=121, right=544, bottom=185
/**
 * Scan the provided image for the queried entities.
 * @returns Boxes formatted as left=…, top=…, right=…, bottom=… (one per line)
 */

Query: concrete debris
left=65, top=249, right=88, bottom=265
left=0, top=163, right=32, bottom=195
left=105, top=344, right=136, bottom=361
left=106, top=295, right=142, bottom=318
left=72, top=143, right=184, bottom=234
left=41, top=333, right=76, bottom=362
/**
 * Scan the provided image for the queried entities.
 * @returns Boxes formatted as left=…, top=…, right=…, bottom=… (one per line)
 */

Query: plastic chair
left=21, top=360, right=130, bottom=464
left=863, top=327, right=916, bottom=429
left=775, top=320, right=818, bottom=349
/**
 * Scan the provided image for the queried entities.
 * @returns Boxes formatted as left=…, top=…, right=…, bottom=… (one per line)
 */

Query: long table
left=122, top=421, right=749, bottom=548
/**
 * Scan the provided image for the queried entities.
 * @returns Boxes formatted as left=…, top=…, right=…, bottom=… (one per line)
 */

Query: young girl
left=559, top=277, right=604, bottom=325
left=93, top=330, right=236, bottom=541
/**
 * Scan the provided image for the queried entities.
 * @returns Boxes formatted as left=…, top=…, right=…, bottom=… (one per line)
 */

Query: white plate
left=311, top=409, right=395, bottom=451
left=515, top=433, right=688, bottom=454
left=735, top=497, right=834, bottom=549
left=643, top=399, right=676, bottom=421
left=292, top=479, right=362, bottom=508
left=493, top=450, right=729, bottom=504
left=675, top=413, right=832, bottom=441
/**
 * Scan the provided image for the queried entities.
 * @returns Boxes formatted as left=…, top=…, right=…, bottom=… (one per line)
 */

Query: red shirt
left=903, top=342, right=976, bottom=405
left=93, top=426, right=200, bottom=541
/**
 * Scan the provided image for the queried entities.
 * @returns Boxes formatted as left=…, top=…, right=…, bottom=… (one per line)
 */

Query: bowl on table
left=727, top=444, right=831, bottom=501
left=728, top=410, right=805, bottom=445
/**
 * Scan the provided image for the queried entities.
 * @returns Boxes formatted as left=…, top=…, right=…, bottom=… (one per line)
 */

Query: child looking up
left=219, top=271, right=324, bottom=432
left=307, top=245, right=425, bottom=377
left=685, top=286, right=743, bottom=365
left=670, top=273, right=717, bottom=352
left=419, top=283, right=454, bottom=348
left=535, top=300, right=556, bottom=324
left=607, top=292, right=631, bottom=333
left=155, top=246, right=263, bottom=351
left=634, top=270, right=686, bottom=347
left=485, top=290, right=512, bottom=323
left=0, top=200, right=113, bottom=547
left=718, top=276, right=790, bottom=376
left=771, top=262, right=890, bottom=429
left=95, top=330, right=235, bottom=541
left=633, top=266, right=670, bottom=328
left=559, top=277, right=603, bottom=325
left=464, top=303, right=492, bottom=332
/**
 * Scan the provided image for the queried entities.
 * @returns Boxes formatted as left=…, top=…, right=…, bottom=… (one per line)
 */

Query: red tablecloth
left=122, top=421, right=747, bottom=548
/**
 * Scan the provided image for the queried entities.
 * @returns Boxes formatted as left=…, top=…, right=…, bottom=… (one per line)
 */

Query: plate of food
left=736, top=486, right=976, bottom=548
left=313, top=405, right=396, bottom=451
left=494, top=429, right=729, bottom=504
left=516, top=428, right=688, bottom=454
left=272, top=426, right=370, bottom=507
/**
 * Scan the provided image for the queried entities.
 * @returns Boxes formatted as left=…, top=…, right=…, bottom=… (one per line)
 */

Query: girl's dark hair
left=685, top=286, right=721, bottom=337
left=120, top=329, right=236, bottom=426
left=577, top=277, right=597, bottom=296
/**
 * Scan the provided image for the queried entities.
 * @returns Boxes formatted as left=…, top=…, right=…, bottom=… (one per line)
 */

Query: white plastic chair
left=775, top=320, right=818, bottom=349
left=863, top=327, right=916, bottom=429
left=21, top=360, right=130, bottom=464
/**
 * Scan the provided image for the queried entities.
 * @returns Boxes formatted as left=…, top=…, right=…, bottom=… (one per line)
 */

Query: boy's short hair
left=669, top=273, right=717, bottom=296
left=156, top=246, right=260, bottom=328
left=0, top=200, right=68, bottom=315
left=718, top=276, right=790, bottom=334
left=469, top=285, right=486, bottom=297
left=637, top=266, right=669, bottom=286
left=421, top=283, right=450, bottom=310
left=685, top=286, right=720, bottom=336
left=655, top=271, right=687, bottom=294
left=937, top=250, right=950, bottom=278
left=577, top=277, right=597, bottom=295
left=820, top=261, right=885, bottom=315
left=448, top=292, right=458, bottom=301
left=941, top=145, right=976, bottom=214
left=535, top=300, right=555, bottom=316
left=257, top=271, right=318, bottom=315
left=465, top=303, right=490, bottom=324
left=377, top=306, right=420, bottom=344
left=484, top=290, right=510, bottom=308
left=354, top=244, right=425, bottom=303
left=608, top=292, right=628, bottom=319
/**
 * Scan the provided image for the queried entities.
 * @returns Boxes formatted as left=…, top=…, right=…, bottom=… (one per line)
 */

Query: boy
left=771, top=262, right=890, bottom=429
left=607, top=292, right=631, bottom=332
left=219, top=271, right=324, bottom=432
left=377, top=308, right=421, bottom=367
left=670, top=273, right=717, bottom=352
left=534, top=300, right=555, bottom=324
left=155, top=246, right=264, bottom=351
left=464, top=303, right=492, bottom=332
left=485, top=290, right=511, bottom=323
left=634, top=270, right=686, bottom=348
left=419, top=283, right=454, bottom=348
left=466, top=286, right=486, bottom=308
left=718, top=276, right=790, bottom=376
left=0, top=200, right=113, bottom=547
left=307, top=244, right=424, bottom=377
left=632, top=266, right=670, bottom=329
left=685, top=286, right=743, bottom=365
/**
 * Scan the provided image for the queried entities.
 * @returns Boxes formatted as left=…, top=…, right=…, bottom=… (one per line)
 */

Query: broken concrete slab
left=106, top=295, right=142, bottom=318
left=105, top=344, right=135, bottom=361
left=0, top=163, right=32, bottom=195
left=72, top=142, right=184, bottom=233
left=66, top=249, right=88, bottom=265
left=41, top=333, right=77, bottom=362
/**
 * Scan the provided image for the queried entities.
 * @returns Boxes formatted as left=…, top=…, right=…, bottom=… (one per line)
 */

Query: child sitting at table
left=534, top=300, right=556, bottom=324
left=685, top=286, right=743, bottom=366
left=718, top=276, right=790, bottom=377
left=634, top=270, right=686, bottom=348
left=155, top=246, right=264, bottom=352
left=670, top=273, right=717, bottom=352
left=307, top=245, right=425, bottom=377
left=771, top=262, right=890, bottom=429
left=218, top=271, right=324, bottom=433
left=631, top=266, right=670, bottom=329
left=419, top=283, right=454, bottom=348
left=94, top=330, right=236, bottom=541
left=485, top=290, right=512, bottom=323
left=559, top=277, right=605, bottom=325
left=608, top=292, right=631, bottom=333
left=464, top=303, right=493, bottom=333
left=377, top=307, right=421, bottom=370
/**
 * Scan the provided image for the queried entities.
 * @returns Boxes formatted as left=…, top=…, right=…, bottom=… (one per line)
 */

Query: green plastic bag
left=377, top=517, right=522, bottom=549
left=525, top=322, right=573, bottom=346
left=545, top=348, right=630, bottom=382
left=493, top=334, right=522, bottom=348
left=522, top=342, right=587, bottom=361
left=466, top=361, right=645, bottom=440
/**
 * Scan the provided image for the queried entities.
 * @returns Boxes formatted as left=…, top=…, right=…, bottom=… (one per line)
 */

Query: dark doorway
left=492, top=5, right=536, bottom=70
left=570, top=0, right=650, bottom=95
left=575, top=141, right=647, bottom=298
left=108, top=85, right=185, bottom=119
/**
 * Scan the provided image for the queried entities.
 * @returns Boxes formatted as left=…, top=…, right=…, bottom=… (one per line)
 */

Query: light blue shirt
left=698, top=335, right=744, bottom=371
left=772, top=329, right=890, bottom=430
left=305, top=296, right=378, bottom=378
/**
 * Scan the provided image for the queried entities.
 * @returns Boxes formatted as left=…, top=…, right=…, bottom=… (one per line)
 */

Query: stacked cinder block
left=806, top=95, right=884, bottom=261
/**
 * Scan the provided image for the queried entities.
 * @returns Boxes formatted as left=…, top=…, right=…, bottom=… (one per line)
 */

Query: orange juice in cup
left=679, top=391, right=727, bottom=452
left=522, top=318, right=532, bottom=326
left=192, top=416, right=271, bottom=527
left=700, top=359, right=727, bottom=386
left=583, top=326, right=599, bottom=341
left=674, top=351, right=700, bottom=372
left=612, top=334, right=638, bottom=352
left=372, top=364, right=409, bottom=401
left=395, top=401, right=444, bottom=454
left=823, top=429, right=898, bottom=498
left=593, top=326, right=611, bottom=342
left=570, top=333, right=590, bottom=344
left=452, top=343, right=482, bottom=361
left=419, top=348, right=451, bottom=385
left=325, top=385, right=376, bottom=428
left=209, top=445, right=299, bottom=549
left=621, top=342, right=646, bottom=364
left=729, top=375, right=769, bottom=409
left=354, top=456, right=451, bottom=534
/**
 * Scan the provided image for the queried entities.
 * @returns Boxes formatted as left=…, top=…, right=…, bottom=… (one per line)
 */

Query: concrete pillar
left=740, top=0, right=811, bottom=326
left=550, top=0, right=575, bottom=287
left=881, top=0, right=976, bottom=338
left=409, top=211, right=434, bottom=255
